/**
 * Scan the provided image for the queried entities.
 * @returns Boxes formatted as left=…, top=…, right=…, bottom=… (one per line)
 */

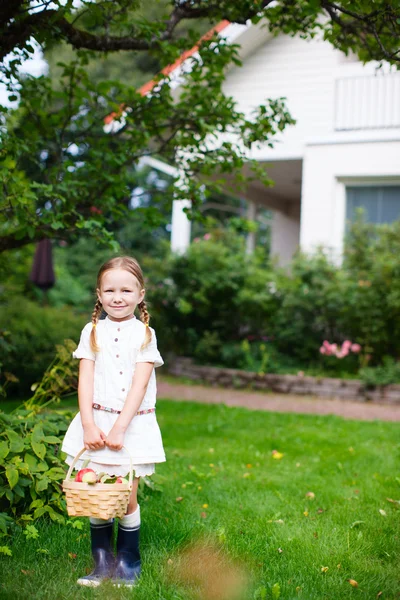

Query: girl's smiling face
left=97, top=268, right=145, bottom=322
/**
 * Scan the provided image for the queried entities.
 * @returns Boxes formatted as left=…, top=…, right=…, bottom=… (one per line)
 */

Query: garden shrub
left=146, top=229, right=278, bottom=362
left=0, top=340, right=78, bottom=542
left=0, top=300, right=83, bottom=397
left=0, top=406, right=71, bottom=538
left=146, top=218, right=400, bottom=379
left=2, top=217, right=400, bottom=387
left=270, top=250, right=348, bottom=366
left=359, top=357, right=400, bottom=388
left=341, top=217, right=400, bottom=365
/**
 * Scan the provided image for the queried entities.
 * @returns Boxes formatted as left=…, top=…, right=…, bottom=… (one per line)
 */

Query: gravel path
left=157, top=379, right=400, bottom=422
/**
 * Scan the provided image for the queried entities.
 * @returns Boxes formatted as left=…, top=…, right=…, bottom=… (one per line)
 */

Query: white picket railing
left=335, top=72, right=400, bottom=131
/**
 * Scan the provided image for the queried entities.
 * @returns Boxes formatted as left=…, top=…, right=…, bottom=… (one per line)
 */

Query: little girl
left=62, top=256, right=165, bottom=588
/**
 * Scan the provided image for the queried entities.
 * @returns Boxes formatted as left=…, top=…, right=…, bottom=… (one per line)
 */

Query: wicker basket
left=62, top=447, right=133, bottom=520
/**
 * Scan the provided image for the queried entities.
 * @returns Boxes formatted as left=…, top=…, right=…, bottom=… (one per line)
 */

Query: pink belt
left=92, top=403, right=155, bottom=416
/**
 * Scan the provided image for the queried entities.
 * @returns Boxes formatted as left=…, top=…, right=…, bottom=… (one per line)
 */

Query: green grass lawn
left=1, top=400, right=400, bottom=600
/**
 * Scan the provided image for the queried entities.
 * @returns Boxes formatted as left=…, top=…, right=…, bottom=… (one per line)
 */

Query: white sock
left=89, top=517, right=113, bottom=526
left=120, top=505, right=140, bottom=529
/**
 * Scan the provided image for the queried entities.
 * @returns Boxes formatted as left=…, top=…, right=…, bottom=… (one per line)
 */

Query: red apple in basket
left=75, top=468, right=96, bottom=482
left=82, top=471, right=97, bottom=484
left=116, top=477, right=129, bottom=484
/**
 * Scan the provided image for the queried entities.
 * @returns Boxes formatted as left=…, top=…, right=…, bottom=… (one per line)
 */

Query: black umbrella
left=29, top=239, right=55, bottom=290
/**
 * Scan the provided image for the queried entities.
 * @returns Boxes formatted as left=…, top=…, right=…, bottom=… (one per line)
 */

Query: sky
left=0, top=0, right=83, bottom=107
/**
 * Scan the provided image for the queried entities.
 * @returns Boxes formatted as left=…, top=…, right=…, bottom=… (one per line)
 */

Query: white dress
left=62, top=316, right=166, bottom=477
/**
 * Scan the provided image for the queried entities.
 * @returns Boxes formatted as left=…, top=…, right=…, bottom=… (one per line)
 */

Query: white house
left=142, top=20, right=400, bottom=264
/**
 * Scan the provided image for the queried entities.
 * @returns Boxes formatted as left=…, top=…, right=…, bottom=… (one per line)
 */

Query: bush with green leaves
left=145, top=226, right=279, bottom=362
left=0, top=340, right=78, bottom=544
left=359, top=357, right=400, bottom=389
left=0, top=406, right=71, bottom=537
left=270, top=250, right=347, bottom=366
left=340, top=217, right=400, bottom=365
left=0, top=300, right=83, bottom=397
left=146, top=218, right=400, bottom=379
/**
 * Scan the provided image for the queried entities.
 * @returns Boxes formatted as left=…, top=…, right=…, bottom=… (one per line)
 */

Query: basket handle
left=65, top=446, right=134, bottom=488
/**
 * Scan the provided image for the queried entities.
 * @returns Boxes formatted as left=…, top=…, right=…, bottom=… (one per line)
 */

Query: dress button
left=120, top=371, right=123, bottom=375
left=122, top=388, right=125, bottom=392
left=114, top=338, right=118, bottom=342
left=116, top=354, right=119, bottom=358
left=117, top=328, right=121, bottom=332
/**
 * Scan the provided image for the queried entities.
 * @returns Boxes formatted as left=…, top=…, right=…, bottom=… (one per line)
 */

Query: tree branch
left=0, top=0, right=275, bottom=63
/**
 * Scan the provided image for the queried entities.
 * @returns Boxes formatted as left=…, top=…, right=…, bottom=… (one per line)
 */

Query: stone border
left=168, top=357, right=400, bottom=405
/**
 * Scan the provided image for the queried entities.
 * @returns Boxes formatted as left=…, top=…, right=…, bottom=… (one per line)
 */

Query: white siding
left=222, top=33, right=340, bottom=159
left=335, top=72, right=400, bottom=130
left=222, top=31, right=400, bottom=160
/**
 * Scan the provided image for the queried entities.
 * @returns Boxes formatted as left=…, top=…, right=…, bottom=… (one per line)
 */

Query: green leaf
left=46, top=467, right=66, bottom=480
left=23, top=524, right=39, bottom=540
left=13, top=484, right=25, bottom=498
left=29, top=499, right=44, bottom=510
left=254, top=586, right=267, bottom=600
left=18, top=477, right=32, bottom=487
left=24, top=453, right=38, bottom=470
left=0, top=546, right=12, bottom=556
left=43, top=436, right=61, bottom=444
left=272, top=583, right=281, bottom=600
left=20, top=514, right=34, bottom=521
left=36, top=462, right=49, bottom=472
left=67, top=519, right=84, bottom=530
left=33, top=507, right=47, bottom=519
left=0, top=441, right=10, bottom=460
left=6, top=430, right=24, bottom=453
left=31, top=441, right=46, bottom=460
left=350, top=520, right=365, bottom=529
left=35, top=476, right=50, bottom=492
left=5, top=466, right=19, bottom=490
left=31, top=424, right=44, bottom=444
left=0, top=513, right=13, bottom=535
left=50, top=221, right=64, bottom=230
left=46, top=506, right=65, bottom=524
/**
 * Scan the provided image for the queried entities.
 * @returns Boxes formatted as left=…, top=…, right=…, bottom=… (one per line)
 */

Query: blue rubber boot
left=77, top=520, right=115, bottom=587
left=112, top=523, right=141, bottom=587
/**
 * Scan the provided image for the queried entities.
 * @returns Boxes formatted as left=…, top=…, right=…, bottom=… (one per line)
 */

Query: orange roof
left=138, top=20, right=230, bottom=97
left=104, top=20, right=231, bottom=124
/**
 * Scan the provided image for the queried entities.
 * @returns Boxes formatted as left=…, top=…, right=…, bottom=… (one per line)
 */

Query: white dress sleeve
left=136, top=327, right=164, bottom=368
left=72, top=323, right=96, bottom=361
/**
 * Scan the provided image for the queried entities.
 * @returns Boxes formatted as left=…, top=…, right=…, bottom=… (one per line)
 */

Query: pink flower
left=193, top=237, right=200, bottom=243
left=203, top=233, right=211, bottom=240
left=320, top=339, right=361, bottom=359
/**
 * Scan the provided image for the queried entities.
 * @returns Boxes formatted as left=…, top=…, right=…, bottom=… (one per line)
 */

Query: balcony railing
left=334, top=72, right=400, bottom=131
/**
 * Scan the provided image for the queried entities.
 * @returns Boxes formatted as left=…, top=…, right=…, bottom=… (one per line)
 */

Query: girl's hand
left=105, top=425, right=125, bottom=451
left=83, top=424, right=106, bottom=451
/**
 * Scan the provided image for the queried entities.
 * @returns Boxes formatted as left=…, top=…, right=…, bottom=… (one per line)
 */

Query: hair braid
left=138, top=300, right=151, bottom=349
left=90, top=299, right=102, bottom=353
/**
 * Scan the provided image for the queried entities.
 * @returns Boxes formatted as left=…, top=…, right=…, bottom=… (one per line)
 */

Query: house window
left=346, top=186, right=400, bottom=224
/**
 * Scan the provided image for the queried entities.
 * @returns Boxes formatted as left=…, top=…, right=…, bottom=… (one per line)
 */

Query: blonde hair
left=90, top=256, right=151, bottom=353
